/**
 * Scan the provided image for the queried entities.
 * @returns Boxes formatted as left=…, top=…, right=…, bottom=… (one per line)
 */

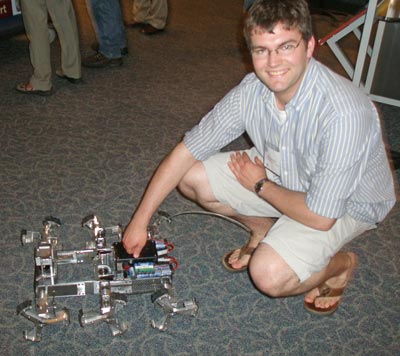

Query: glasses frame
left=250, top=38, right=304, bottom=59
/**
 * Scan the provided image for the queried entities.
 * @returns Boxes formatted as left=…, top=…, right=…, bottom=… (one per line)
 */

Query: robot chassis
left=17, top=213, right=199, bottom=342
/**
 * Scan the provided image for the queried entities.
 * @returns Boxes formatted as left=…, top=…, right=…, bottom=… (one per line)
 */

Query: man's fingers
left=241, top=151, right=251, bottom=162
left=124, top=243, right=143, bottom=258
left=255, top=156, right=264, bottom=167
left=133, top=248, right=141, bottom=258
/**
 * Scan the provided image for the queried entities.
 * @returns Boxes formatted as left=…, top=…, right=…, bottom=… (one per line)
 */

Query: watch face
left=255, top=178, right=268, bottom=193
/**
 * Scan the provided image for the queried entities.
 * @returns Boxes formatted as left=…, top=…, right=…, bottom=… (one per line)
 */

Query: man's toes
left=304, top=287, right=320, bottom=303
left=314, top=296, right=340, bottom=309
left=228, top=249, right=241, bottom=263
left=231, top=254, right=251, bottom=269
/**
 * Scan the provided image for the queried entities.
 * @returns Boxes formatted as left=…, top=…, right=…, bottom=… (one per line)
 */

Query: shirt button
left=284, top=171, right=288, bottom=175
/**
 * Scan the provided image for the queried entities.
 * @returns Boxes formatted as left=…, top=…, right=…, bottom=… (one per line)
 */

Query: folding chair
left=318, top=0, right=400, bottom=108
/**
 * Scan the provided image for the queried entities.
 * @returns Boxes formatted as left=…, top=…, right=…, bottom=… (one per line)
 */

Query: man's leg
left=91, top=0, right=126, bottom=58
left=303, top=252, right=358, bottom=311
left=48, top=0, right=81, bottom=80
left=146, top=0, right=168, bottom=29
left=249, top=214, right=372, bottom=313
left=178, top=159, right=276, bottom=270
left=132, top=0, right=151, bottom=24
left=83, top=0, right=126, bottom=67
left=226, top=215, right=275, bottom=270
left=177, top=150, right=370, bottom=312
left=250, top=243, right=357, bottom=307
left=20, top=0, right=52, bottom=91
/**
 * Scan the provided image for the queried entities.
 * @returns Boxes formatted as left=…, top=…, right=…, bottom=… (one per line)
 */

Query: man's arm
left=123, top=142, right=197, bottom=257
left=228, top=151, right=336, bottom=231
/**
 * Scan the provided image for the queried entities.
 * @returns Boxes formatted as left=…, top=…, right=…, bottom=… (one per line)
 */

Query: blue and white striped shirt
left=184, top=58, right=395, bottom=224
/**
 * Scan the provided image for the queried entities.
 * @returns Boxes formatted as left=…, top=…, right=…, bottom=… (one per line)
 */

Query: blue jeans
left=86, top=0, right=127, bottom=59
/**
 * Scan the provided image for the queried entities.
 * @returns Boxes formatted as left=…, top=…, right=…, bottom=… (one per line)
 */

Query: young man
left=123, top=0, right=395, bottom=315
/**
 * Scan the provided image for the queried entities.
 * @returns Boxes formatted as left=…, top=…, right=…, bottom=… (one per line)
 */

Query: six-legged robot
left=17, top=215, right=198, bottom=342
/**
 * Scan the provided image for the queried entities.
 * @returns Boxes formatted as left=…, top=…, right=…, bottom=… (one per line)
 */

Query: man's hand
left=122, top=220, right=148, bottom=257
left=228, top=151, right=267, bottom=192
left=121, top=142, right=197, bottom=257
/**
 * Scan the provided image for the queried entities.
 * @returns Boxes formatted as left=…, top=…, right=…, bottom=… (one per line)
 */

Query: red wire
left=168, top=256, right=179, bottom=271
left=166, top=241, right=174, bottom=252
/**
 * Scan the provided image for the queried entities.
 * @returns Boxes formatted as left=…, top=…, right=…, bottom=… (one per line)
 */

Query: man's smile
left=267, top=69, right=289, bottom=77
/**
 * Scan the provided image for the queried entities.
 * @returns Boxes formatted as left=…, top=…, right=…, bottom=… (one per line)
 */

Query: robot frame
left=17, top=213, right=199, bottom=342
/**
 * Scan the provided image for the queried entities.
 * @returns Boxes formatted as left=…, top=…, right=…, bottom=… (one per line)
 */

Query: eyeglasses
left=251, top=38, right=303, bottom=59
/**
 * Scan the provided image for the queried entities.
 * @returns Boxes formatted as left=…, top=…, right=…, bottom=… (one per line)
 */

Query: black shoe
left=124, top=21, right=144, bottom=29
left=141, top=24, right=164, bottom=35
left=55, top=69, right=82, bottom=84
left=82, top=52, right=123, bottom=68
left=91, top=42, right=128, bottom=56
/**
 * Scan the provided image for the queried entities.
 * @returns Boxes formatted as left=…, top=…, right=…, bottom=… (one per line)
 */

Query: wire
left=168, top=256, right=179, bottom=271
left=167, top=211, right=251, bottom=233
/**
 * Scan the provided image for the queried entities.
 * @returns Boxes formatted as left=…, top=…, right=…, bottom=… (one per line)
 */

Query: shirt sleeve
left=183, top=84, right=247, bottom=161
left=306, top=105, right=379, bottom=219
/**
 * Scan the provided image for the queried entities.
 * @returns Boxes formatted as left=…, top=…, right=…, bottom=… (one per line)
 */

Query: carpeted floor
left=0, top=0, right=399, bottom=355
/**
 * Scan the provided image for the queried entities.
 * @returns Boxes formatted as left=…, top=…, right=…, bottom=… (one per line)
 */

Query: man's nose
left=267, top=51, right=281, bottom=67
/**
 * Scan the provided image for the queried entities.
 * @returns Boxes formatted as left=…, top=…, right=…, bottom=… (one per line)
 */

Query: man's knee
left=249, top=245, right=296, bottom=297
left=249, top=259, right=283, bottom=297
left=178, top=161, right=211, bottom=202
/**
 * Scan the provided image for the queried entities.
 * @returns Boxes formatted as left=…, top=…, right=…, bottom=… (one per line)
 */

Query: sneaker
left=82, top=52, right=122, bottom=68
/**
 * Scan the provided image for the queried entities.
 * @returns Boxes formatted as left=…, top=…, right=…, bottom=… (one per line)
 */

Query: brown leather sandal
left=304, top=283, right=345, bottom=316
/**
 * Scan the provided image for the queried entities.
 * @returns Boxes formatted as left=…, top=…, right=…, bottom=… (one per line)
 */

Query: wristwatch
left=254, top=177, right=269, bottom=194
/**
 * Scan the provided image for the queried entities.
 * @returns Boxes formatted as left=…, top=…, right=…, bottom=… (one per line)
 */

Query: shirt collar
left=286, top=58, right=318, bottom=110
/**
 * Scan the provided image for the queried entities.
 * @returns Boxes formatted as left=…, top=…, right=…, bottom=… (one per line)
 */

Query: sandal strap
left=239, top=245, right=256, bottom=258
left=318, top=283, right=345, bottom=298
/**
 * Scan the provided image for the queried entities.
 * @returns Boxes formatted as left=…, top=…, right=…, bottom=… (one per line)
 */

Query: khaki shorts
left=203, top=148, right=375, bottom=282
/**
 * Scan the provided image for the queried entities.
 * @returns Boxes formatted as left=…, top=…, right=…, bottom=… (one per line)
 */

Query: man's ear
left=306, top=36, right=316, bottom=59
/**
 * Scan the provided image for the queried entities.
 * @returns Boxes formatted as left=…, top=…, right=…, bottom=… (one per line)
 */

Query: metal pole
left=352, top=0, right=379, bottom=87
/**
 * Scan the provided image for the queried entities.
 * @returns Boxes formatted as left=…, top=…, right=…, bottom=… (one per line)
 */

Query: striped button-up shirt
left=184, top=58, right=395, bottom=224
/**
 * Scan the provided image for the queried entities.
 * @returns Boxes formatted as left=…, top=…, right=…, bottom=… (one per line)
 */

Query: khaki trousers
left=132, top=0, right=168, bottom=29
left=21, top=0, right=81, bottom=90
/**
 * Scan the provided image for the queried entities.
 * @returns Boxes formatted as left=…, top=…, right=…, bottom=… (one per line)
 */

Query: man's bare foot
left=222, top=217, right=275, bottom=272
left=227, top=245, right=255, bottom=270
left=222, top=234, right=264, bottom=272
left=304, top=252, right=358, bottom=315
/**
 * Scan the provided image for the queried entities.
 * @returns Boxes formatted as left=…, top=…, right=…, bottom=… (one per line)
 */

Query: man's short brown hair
left=244, top=0, right=313, bottom=47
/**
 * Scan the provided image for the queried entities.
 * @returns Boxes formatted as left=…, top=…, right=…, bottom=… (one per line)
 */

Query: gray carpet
left=0, top=0, right=399, bottom=355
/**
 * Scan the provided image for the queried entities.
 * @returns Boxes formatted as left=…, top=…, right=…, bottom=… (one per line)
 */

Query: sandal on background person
left=16, top=82, right=53, bottom=96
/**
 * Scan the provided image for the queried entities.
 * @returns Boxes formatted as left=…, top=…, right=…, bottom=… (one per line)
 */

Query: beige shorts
left=203, top=148, right=375, bottom=282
